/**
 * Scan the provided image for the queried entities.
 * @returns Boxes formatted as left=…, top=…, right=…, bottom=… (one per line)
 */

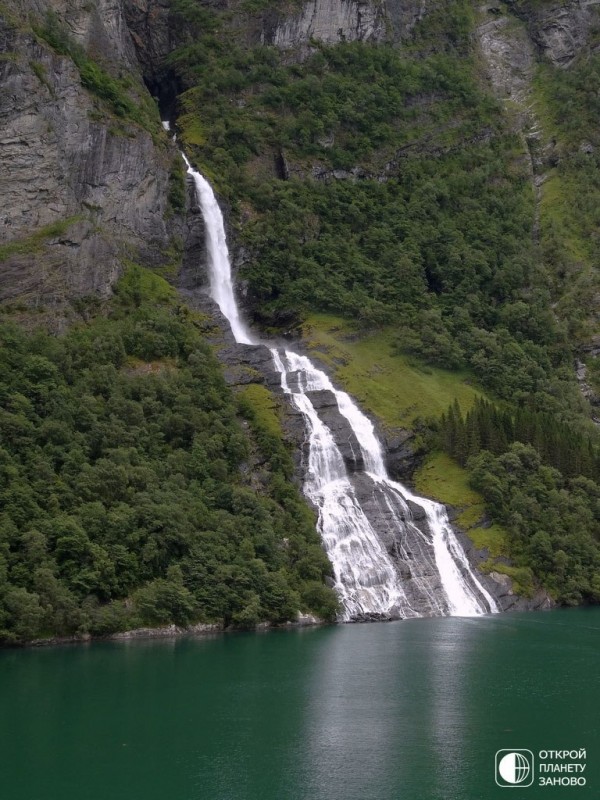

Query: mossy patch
left=414, top=452, right=481, bottom=506
left=302, top=314, right=482, bottom=429
left=414, top=452, right=511, bottom=565
left=468, top=524, right=509, bottom=559
left=122, top=357, right=178, bottom=377
left=0, top=217, right=81, bottom=262
left=114, top=264, right=176, bottom=306
left=480, top=560, right=535, bottom=598
left=237, top=384, right=283, bottom=440
left=237, top=383, right=299, bottom=481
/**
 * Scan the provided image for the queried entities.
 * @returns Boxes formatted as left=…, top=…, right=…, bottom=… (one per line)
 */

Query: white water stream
left=170, top=121, right=498, bottom=619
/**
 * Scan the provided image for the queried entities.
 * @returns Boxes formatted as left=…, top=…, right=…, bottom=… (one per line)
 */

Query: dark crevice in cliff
left=144, top=72, right=181, bottom=123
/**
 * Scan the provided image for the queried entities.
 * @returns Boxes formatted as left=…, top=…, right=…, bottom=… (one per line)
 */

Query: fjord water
left=178, top=139, right=496, bottom=619
left=2, top=609, right=599, bottom=800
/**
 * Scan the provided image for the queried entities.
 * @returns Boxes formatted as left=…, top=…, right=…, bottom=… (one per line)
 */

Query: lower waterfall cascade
left=170, top=121, right=499, bottom=620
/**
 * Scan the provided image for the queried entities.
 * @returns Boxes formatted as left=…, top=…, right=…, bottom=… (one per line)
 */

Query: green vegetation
left=161, top=0, right=600, bottom=605
left=414, top=452, right=482, bottom=509
left=433, top=398, right=600, bottom=599
left=470, top=444, right=600, bottom=604
left=0, top=218, right=81, bottom=263
left=480, top=560, right=535, bottom=598
left=439, top=397, right=600, bottom=479
left=468, top=525, right=509, bottom=560
left=5, top=0, right=598, bottom=613
left=0, top=267, right=338, bottom=643
left=167, top=155, right=187, bottom=215
left=167, top=0, right=583, bottom=424
left=34, top=11, right=160, bottom=134
left=413, top=451, right=510, bottom=556
left=533, top=57, right=600, bottom=337
left=303, top=315, right=481, bottom=429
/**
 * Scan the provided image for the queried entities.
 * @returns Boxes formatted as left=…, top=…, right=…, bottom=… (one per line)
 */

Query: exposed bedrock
left=304, top=390, right=365, bottom=472
left=262, top=0, right=387, bottom=51
left=0, top=1, right=178, bottom=319
left=508, top=0, right=600, bottom=67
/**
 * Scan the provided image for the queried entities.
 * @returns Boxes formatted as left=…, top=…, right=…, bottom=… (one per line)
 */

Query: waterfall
left=182, top=152, right=255, bottom=346
left=276, top=352, right=498, bottom=617
left=174, top=126, right=498, bottom=619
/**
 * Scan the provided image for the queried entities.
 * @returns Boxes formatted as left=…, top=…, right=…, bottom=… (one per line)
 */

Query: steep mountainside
left=162, top=0, right=600, bottom=604
left=0, top=0, right=180, bottom=325
left=1, top=0, right=600, bottom=639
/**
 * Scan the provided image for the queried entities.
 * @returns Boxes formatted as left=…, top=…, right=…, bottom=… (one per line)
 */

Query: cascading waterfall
left=271, top=350, right=412, bottom=620
left=278, top=352, right=498, bottom=618
left=172, top=121, right=499, bottom=620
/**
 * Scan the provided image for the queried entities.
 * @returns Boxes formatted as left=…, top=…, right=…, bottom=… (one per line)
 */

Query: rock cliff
left=511, top=0, right=600, bottom=67
left=0, top=0, right=178, bottom=324
left=264, top=0, right=387, bottom=51
left=3, top=0, right=598, bottom=322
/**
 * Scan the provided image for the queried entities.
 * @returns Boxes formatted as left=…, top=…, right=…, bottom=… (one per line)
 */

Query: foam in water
left=176, top=133, right=498, bottom=619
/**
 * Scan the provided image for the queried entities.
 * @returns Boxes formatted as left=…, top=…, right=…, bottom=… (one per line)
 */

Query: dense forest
left=167, top=0, right=591, bottom=422
left=0, top=269, right=338, bottom=643
left=2, top=0, right=600, bottom=638
left=165, top=0, right=600, bottom=604
left=436, top=399, right=600, bottom=603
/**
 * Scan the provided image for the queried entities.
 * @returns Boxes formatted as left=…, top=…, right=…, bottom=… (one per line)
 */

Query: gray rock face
left=305, top=389, right=366, bottom=471
left=383, top=427, right=420, bottom=479
left=22, top=0, right=140, bottom=67
left=518, top=0, right=600, bottom=67
left=478, top=0, right=600, bottom=71
left=123, top=0, right=172, bottom=82
left=178, top=176, right=207, bottom=294
left=476, top=4, right=543, bottom=243
left=266, top=0, right=387, bottom=50
left=477, top=5, right=535, bottom=108
left=0, top=1, right=176, bottom=317
left=384, top=0, right=441, bottom=42
left=259, top=0, right=451, bottom=57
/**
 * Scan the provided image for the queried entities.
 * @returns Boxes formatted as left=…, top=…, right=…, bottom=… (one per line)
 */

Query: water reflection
left=1, top=610, right=598, bottom=800
left=298, top=618, right=479, bottom=800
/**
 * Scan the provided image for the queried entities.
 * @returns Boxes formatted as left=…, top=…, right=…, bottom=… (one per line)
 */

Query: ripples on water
left=1, top=608, right=598, bottom=800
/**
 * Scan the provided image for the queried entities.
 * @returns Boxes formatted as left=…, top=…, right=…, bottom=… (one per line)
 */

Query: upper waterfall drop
left=182, top=153, right=255, bottom=346
left=163, top=119, right=254, bottom=346
left=174, top=127, right=498, bottom=619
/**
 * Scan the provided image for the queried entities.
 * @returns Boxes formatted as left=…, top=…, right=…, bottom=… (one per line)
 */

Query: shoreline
left=9, top=613, right=325, bottom=650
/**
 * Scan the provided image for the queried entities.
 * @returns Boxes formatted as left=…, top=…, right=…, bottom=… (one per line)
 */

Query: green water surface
left=1, top=608, right=598, bottom=800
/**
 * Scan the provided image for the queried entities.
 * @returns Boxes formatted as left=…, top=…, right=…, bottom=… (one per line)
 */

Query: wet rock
left=110, top=622, right=223, bottom=640
left=382, top=428, right=419, bottom=480
left=178, top=178, right=207, bottom=294
left=396, top=560, right=412, bottom=580
left=406, top=499, right=427, bottom=521
left=295, top=612, right=321, bottom=626
left=305, top=389, right=365, bottom=471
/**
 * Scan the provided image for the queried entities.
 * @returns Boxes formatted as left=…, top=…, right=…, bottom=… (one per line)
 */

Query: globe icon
left=499, top=751, right=531, bottom=785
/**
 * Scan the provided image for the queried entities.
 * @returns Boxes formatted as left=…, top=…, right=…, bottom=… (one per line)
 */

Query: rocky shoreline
left=17, top=613, right=325, bottom=649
